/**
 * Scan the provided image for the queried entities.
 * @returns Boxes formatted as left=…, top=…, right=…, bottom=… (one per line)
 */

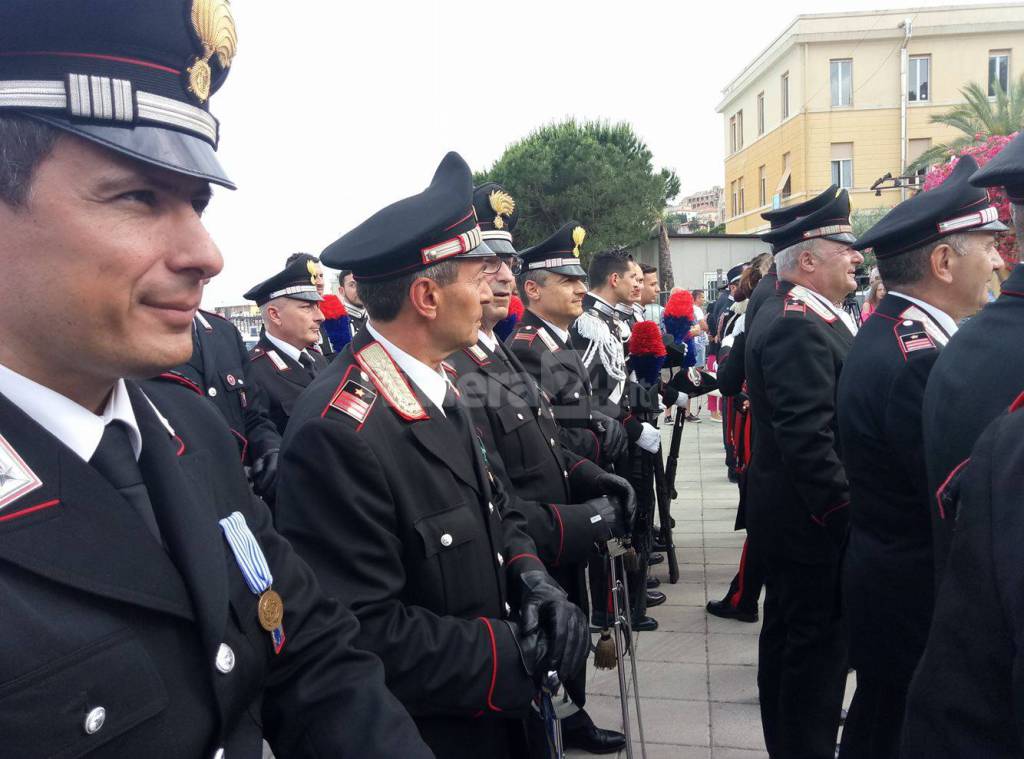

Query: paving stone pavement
left=566, top=413, right=770, bottom=759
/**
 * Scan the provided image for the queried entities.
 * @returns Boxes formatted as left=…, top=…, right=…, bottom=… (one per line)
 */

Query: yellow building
left=718, top=4, right=1024, bottom=233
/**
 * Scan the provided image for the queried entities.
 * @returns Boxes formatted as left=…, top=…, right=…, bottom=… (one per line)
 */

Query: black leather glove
left=516, top=571, right=589, bottom=683
left=591, top=411, right=628, bottom=462
left=252, top=449, right=279, bottom=501
left=583, top=496, right=627, bottom=542
left=594, top=472, right=637, bottom=531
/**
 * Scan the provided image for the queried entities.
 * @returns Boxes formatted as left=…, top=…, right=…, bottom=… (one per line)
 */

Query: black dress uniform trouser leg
left=757, top=554, right=847, bottom=759
left=721, top=537, right=764, bottom=613
left=836, top=674, right=908, bottom=759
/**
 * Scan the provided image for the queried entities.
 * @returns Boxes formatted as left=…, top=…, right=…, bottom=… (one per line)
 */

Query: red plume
left=318, top=294, right=347, bottom=320
left=507, top=294, right=525, bottom=321
left=664, top=290, right=694, bottom=320
left=628, top=321, right=667, bottom=357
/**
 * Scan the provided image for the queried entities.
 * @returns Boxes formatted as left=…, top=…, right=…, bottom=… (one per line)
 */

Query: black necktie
left=90, top=421, right=163, bottom=543
left=299, top=350, right=318, bottom=377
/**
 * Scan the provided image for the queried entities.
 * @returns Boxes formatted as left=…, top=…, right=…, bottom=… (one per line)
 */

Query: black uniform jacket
left=275, top=328, right=552, bottom=758
left=0, top=380, right=428, bottom=759
left=837, top=293, right=950, bottom=680
left=922, top=262, right=1024, bottom=582
left=246, top=332, right=328, bottom=436
left=448, top=338, right=606, bottom=572
left=745, top=267, right=779, bottom=332
left=744, top=281, right=854, bottom=562
left=506, top=309, right=604, bottom=463
left=156, top=311, right=281, bottom=465
left=902, top=393, right=1024, bottom=758
left=569, top=294, right=644, bottom=444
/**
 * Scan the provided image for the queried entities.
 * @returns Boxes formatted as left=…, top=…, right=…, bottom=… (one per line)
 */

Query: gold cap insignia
left=187, top=0, right=238, bottom=103
left=306, top=259, right=318, bottom=285
left=489, top=190, right=516, bottom=230
left=572, top=226, right=586, bottom=258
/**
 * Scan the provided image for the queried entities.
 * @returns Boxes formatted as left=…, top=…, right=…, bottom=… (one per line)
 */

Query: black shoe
left=562, top=723, right=627, bottom=755
left=646, top=576, right=661, bottom=589
left=652, top=540, right=668, bottom=553
left=646, top=590, right=667, bottom=607
left=631, top=615, right=659, bottom=632
left=706, top=599, right=758, bottom=623
left=648, top=552, right=664, bottom=566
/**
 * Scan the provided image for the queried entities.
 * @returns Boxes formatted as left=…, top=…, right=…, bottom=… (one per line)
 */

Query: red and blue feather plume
left=663, top=291, right=696, bottom=368
left=318, top=294, right=352, bottom=351
left=494, top=294, right=525, bottom=342
left=628, top=320, right=667, bottom=385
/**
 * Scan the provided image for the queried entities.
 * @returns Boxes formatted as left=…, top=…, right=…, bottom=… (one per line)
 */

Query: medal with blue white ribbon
left=219, top=511, right=286, bottom=654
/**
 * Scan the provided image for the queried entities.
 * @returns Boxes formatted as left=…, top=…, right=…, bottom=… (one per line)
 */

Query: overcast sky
left=201, top=0, right=997, bottom=306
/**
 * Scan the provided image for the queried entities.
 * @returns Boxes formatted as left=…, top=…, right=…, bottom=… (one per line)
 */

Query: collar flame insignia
left=489, top=190, right=516, bottom=230
left=307, top=259, right=318, bottom=286
left=572, top=226, right=586, bottom=258
left=187, top=0, right=238, bottom=103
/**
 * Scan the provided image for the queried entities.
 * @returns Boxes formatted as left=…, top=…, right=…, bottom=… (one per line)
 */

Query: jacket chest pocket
left=495, top=404, right=546, bottom=474
left=414, top=504, right=494, bottom=616
left=220, top=368, right=248, bottom=409
left=0, top=629, right=167, bottom=758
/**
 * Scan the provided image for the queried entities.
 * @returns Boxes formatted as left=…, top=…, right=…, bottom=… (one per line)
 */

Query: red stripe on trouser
left=728, top=539, right=749, bottom=608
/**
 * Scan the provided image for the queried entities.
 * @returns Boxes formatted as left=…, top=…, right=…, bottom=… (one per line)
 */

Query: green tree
left=474, top=119, right=680, bottom=260
left=908, top=76, right=1024, bottom=173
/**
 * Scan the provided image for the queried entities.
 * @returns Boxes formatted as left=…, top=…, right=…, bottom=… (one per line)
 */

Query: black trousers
left=758, top=552, right=848, bottom=759
left=837, top=674, right=907, bottom=759
left=719, top=537, right=764, bottom=612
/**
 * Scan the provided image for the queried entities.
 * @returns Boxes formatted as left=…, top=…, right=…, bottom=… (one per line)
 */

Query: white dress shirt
left=539, top=318, right=570, bottom=345
left=888, top=291, right=959, bottom=338
left=265, top=331, right=309, bottom=364
left=477, top=329, right=498, bottom=352
left=799, top=285, right=859, bottom=336
left=366, top=322, right=449, bottom=416
left=0, top=362, right=142, bottom=462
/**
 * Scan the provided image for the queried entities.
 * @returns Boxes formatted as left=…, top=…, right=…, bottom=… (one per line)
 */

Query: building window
left=736, top=110, right=744, bottom=149
left=731, top=180, right=738, bottom=217
left=759, top=165, right=767, bottom=207
left=830, top=143, right=853, bottom=189
left=990, top=51, right=1010, bottom=96
left=729, top=115, right=737, bottom=153
left=757, top=92, right=765, bottom=136
left=830, top=59, right=852, bottom=107
left=781, top=72, right=790, bottom=119
left=909, top=55, right=930, bottom=102
left=908, top=138, right=933, bottom=184
left=738, top=180, right=745, bottom=214
left=777, top=152, right=792, bottom=200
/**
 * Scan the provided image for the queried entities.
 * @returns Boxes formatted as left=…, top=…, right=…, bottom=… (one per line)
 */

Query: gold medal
left=257, top=589, right=284, bottom=632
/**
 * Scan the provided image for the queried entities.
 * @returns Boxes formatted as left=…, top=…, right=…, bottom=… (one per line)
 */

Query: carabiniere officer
left=0, top=2, right=432, bottom=756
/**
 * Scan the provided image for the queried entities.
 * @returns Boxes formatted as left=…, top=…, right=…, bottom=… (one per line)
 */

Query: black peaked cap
left=519, top=222, right=589, bottom=279
left=0, top=0, right=236, bottom=188
left=473, top=182, right=520, bottom=255
left=760, top=188, right=855, bottom=254
left=855, top=155, right=1006, bottom=260
left=970, top=132, right=1024, bottom=203
left=320, top=152, right=493, bottom=280
left=761, top=184, right=840, bottom=230
left=245, top=256, right=325, bottom=307
left=727, top=264, right=745, bottom=283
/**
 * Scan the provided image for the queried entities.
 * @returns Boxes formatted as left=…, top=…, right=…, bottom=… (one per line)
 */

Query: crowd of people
left=3, top=3, right=1024, bottom=758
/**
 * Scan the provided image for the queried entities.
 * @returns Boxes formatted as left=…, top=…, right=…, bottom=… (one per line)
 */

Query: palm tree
left=907, top=76, right=1024, bottom=173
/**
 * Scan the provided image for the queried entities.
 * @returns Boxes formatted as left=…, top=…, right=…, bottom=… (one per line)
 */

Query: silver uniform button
left=497, top=552, right=504, bottom=566
left=537, top=409, right=542, bottom=417
left=440, top=533, right=453, bottom=547
left=213, top=749, right=225, bottom=759
left=215, top=643, right=235, bottom=674
left=505, top=602, right=511, bottom=615
left=563, top=470, right=569, bottom=478
left=208, top=387, right=218, bottom=397
left=83, top=706, right=106, bottom=735
left=488, top=502, right=495, bottom=514
left=549, top=438, right=555, bottom=446
left=516, top=412, right=524, bottom=420
left=573, top=392, right=580, bottom=399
